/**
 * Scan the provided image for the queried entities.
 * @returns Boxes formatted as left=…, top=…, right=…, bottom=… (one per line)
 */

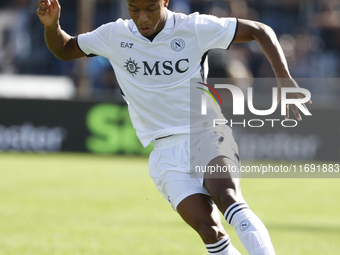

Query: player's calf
left=195, top=221, right=226, bottom=244
left=176, top=194, right=242, bottom=255
left=205, top=157, right=276, bottom=255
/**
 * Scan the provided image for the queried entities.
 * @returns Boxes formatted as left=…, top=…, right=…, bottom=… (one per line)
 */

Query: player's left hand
left=277, top=77, right=312, bottom=121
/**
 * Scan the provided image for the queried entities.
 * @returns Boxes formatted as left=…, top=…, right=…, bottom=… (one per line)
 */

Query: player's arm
left=37, top=0, right=86, bottom=61
left=233, top=19, right=312, bottom=120
left=233, top=19, right=290, bottom=78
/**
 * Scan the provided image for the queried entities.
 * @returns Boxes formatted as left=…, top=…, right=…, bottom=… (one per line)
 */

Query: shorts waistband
left=153, top=134, right=189, bottom=149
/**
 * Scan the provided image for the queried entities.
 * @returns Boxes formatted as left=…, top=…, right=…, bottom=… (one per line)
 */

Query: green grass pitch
left=0, top=153, right=339, bottom=254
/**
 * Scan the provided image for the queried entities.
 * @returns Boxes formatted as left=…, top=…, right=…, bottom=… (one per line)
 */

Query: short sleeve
left=195, top=15, right=238, bottom=53
left=77, top=23, right=113, bottom=57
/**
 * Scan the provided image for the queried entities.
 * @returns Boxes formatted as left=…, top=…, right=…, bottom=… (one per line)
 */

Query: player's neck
left=144, top=30, right=161, bottom=42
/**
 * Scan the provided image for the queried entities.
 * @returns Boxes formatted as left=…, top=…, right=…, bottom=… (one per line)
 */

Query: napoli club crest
left=171, top=38, right=185, bottom=52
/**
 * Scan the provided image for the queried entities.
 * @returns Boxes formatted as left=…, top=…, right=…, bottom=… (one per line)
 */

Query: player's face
left=126, top=0, right=169, bottom=37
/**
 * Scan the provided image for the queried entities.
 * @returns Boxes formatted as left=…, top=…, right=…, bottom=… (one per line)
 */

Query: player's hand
left=37, top=0, right=61, bottom=28
left=277, top=78, right=312, bottom=121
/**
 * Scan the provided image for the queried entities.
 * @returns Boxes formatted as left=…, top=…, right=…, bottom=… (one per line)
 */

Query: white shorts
left=149, top=125, right=240, bottom=211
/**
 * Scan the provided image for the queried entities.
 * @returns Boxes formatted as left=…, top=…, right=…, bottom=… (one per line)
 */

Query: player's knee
left=208, top=184, right=237, bottom=202
left=219, top=188, right=239, bottom=205
left=208, top=186, right=241, bottom=212
left=195, top=222, right=226, bottom=244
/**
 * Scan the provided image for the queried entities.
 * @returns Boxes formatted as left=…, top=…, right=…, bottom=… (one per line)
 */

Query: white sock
left=224, top=202, right=276, bottom=255
left=205, top=236, right=242, bottom=255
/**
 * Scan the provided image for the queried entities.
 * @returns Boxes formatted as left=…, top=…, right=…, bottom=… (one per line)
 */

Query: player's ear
left=163, top=0, right=169, bottom=8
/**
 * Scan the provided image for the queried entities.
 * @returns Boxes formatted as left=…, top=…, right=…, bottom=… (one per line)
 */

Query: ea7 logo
left=200, top=84, right=312, bottom=116
left=121, top=42, right=134, bottom=49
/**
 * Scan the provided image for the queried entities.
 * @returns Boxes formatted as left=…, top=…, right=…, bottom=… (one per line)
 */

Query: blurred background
left=0, top=1, right=339, bottom=254
left=0, top=0, right=339, bottom=159
left=1, top=0, right=340, bottom=93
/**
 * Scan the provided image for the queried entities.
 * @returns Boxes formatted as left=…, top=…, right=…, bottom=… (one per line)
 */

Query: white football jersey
left=77, top=9, right=237, bottom=147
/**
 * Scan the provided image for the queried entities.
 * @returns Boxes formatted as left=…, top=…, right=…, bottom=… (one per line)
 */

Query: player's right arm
left=37, top=0, right=86, bottom=61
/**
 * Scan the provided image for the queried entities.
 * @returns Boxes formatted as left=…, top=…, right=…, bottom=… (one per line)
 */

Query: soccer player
left=37, top=0, right=311, bottom=254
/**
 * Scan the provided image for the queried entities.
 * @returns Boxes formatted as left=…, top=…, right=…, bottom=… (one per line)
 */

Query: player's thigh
left=192, top=125, right=241, bottom=183
left=176, top=193, right=227, bottom=243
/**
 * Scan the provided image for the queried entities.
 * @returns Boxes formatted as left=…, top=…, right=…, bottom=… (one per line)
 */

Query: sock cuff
left=205, top=236, right=230, bottom=254
left=224, top=202, right=249, bottom=225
